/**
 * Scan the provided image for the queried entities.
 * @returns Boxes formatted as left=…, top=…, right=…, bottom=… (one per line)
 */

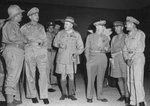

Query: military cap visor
left=61, top=16, right=77, bottom=26
left=126, top=16, right=140, bottom=25
left=113, top=21, right=124, bottom=27
left=27, top=7, right=39, bottom=16
left=93, top=20, right=106, bottom=26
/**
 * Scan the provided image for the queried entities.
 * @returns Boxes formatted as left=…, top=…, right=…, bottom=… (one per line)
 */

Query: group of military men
left=0, top=4, right=146, bottom=106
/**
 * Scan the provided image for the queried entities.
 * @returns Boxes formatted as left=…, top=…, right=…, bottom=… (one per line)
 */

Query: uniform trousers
left=127, top=53, right=145, bottom=105
left=25, top=45, right=48, bottom=99
left=3, top=46, right=24, bottom=103
left=86, top=53, right=107, bottom=99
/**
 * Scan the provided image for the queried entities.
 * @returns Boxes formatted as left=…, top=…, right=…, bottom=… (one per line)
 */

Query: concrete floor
left=0, top=72, right=150, bottom=106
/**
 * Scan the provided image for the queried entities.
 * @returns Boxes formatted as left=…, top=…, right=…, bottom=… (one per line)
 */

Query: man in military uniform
left=46, top=21, right=56, bottom=92
left=0, top=19, right=5, bottom=91
left=123, top=16, right=146, bottom=106
left=110, top=21, right=129, bottom=104
left=53, top=23, right=61, bottom=35
left=85, top=20, right=111, bottom=103
left=53, top=16, right=84, bottom=100
left=2, top=5, right=25, bottom=106
left=21, top=7, right=49, bottom=104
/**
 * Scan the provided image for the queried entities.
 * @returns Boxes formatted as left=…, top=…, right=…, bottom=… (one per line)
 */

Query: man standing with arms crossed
left=2, top=5, right=25, bottom=106
left=123, top=16, right=146, bottom=106
left=21, top=7, right=49, bottom=104
left=53, top=16, right=84, bottom=100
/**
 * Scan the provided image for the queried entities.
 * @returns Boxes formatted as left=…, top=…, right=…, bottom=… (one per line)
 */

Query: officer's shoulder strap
left=137, top=29, right=145, bottom=38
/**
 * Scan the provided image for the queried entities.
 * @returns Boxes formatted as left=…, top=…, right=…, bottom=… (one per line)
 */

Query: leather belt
left=29, top=42, right=42, bottom=46
left=90, top=50, right=105, bottom=53
left=6, top=43, right=24, bottom=50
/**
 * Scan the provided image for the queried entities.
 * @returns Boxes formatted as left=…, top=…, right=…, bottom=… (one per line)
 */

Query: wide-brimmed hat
left=61, top=16, right=77, bottom=26
left=113, top=21, right=124, bottom=27
left=7, top=5, right=24, bottom=20
left=93, top=20, right=106, bottom=26
left=126, top=16, right=139, bottom=25
left=27, top=7, right=39, bottom=16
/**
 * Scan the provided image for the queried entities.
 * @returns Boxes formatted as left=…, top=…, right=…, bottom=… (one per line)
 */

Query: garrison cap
left=27, top=7, right=39, bottom=16
left=62, top=16, right=77, bottom=26
left=126, top=16, right=140, bottom=25
left=113, top=21, right=124, bottom=27
left=93, top=20, right=106, bottom=26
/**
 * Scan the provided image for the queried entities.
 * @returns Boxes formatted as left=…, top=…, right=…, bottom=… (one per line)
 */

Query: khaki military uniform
left=53, top=29, right=84, bottom=96
left=2, top=20, right=25, bottom=102
left=111, top=33, right=127, bottom=78
left=21, top=22, right=48, bottom=99
left=123, top=29, right=145, bottom=105
left=85, top=33, right=110, bottom=99
left=46, top=31, right=57, bottom=84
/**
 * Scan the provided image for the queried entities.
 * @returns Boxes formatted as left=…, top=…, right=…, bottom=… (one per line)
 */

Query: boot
left=125, top=97, right=130, bottom=105
left=117, top=95, right=125, bottom=102
left=31, top=98, right=38, bottom=103
left=12, top=99, right=22, bottom=105
left=60, top=80, right=67, bottom=100
left=68, top=95, right=77, bottom=100
left=59, top=95, right=68, bottom=100
left=139, top=102, right=145, bottom=106
left=43, top=99, right=49, bottom=104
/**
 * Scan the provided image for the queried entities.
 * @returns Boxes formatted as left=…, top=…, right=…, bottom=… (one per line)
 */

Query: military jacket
left=2, top=20, right=25, bottom=45
left=123, top=29, right=145, bottom=60
left=111, top=33, right=126, bottom=54
left=21, top=22, right=47, bottom=48
left=85, top=33, right=110, bottom=60
left=53, top=29, right=84, bottom=64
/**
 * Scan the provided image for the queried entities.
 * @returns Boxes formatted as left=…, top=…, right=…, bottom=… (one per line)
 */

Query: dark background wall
left=0, top=2, right=150, bottom=74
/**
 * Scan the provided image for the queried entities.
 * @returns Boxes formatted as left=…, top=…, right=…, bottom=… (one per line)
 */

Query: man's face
left=54, top=24, right=60, bottom=30
left=48, top=26, right=53, bottom=32
left=126, top=21, right=134, bottom=31
left=115, top=26, right=123, bottom=34
left=64, top=22, right=73, bottom=31
left=14, top=13, right=23, bottom=22
left=29, top=13, right=39, bottom=22
left=96, top=25, right=104, bottom=32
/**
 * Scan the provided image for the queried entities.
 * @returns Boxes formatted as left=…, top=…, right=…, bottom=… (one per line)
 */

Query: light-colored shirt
left=53, top=29, right=84, bottom=64
left=123, top=29, right=145, bottom=60
left=111, top=33, right=126, bottom=54
left=85, top=33, right=110, bottom=60
left=2, top=20, right=25, bottom=44
left=21, top=22, right=47, bottom=47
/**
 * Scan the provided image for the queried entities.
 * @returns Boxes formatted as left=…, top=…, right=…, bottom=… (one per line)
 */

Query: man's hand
left=59, top=43, right=67, bottom=49
left=126, top=59, right=133, bottom=67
